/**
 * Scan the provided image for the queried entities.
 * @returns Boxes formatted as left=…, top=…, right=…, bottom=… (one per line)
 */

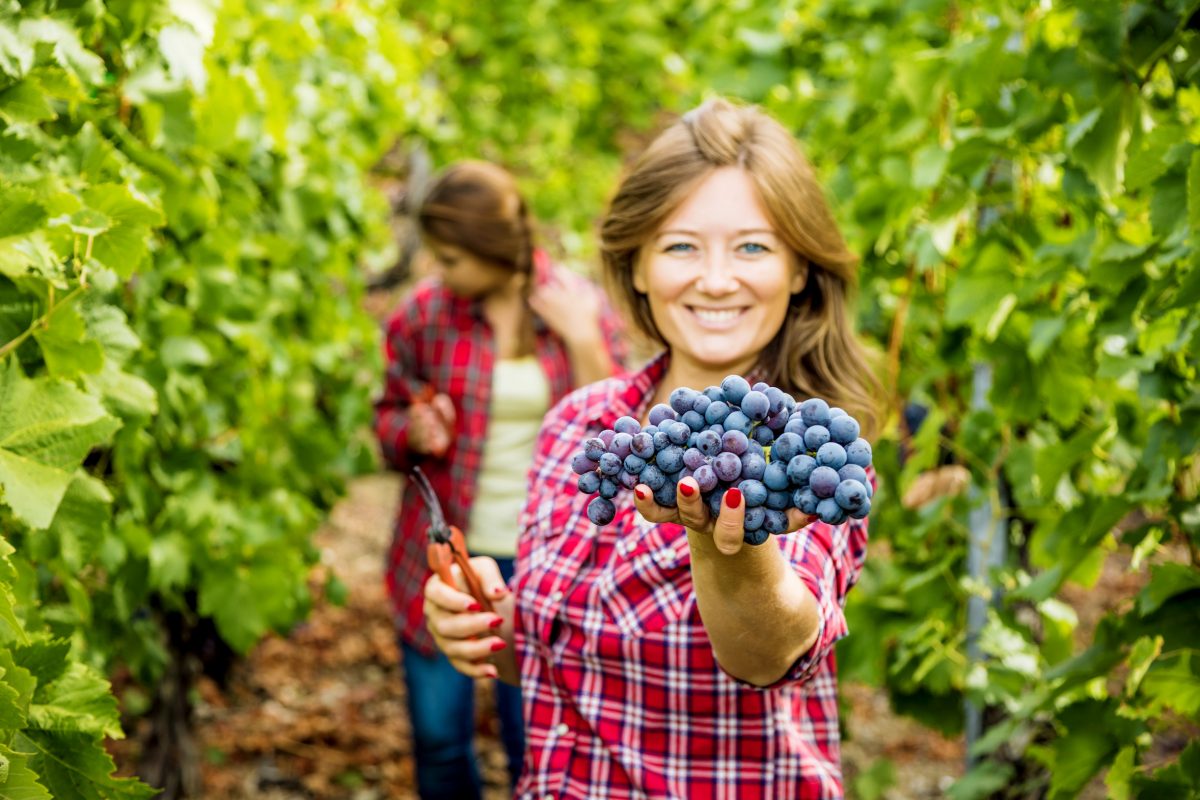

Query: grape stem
left=0, top=284, right=87, bottom=361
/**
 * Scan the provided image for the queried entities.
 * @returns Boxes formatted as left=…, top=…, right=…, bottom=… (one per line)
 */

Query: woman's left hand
left=632, top=476, right=817, bottom=556
left=527, top=267, right=602, bottom=347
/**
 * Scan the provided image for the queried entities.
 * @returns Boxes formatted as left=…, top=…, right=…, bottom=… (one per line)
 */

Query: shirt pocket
left=595, top=517, right=692, bottom=638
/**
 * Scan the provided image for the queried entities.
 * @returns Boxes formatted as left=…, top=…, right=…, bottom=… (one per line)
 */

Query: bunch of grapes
left=570, top=375, right=874, bottom=545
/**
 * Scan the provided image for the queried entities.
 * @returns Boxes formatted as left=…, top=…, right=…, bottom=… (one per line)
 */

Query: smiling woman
left=421, top=97, right=884, bottom=799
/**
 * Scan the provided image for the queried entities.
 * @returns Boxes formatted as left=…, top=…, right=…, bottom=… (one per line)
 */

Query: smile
left=687, top=306, right=748, bottom=329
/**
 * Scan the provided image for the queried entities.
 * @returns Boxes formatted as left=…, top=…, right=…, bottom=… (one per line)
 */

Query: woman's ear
left=790, top=257, right=809, bottom=294
left=632, top=251, right=648, bottom=294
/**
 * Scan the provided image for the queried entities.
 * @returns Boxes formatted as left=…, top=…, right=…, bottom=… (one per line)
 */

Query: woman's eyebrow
left=655, top=227, right=776, bottom=237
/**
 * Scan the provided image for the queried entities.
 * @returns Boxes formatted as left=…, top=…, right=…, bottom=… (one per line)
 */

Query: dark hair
left=418, top=160, right=535, bottom=273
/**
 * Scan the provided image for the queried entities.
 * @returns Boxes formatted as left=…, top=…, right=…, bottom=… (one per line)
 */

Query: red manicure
left=490, top=640, right=508, bottom=652
left=679, top=482, right=695, bottom=498
left=467, top=602, right=482, bottom=612
left=489, top=616, right=504, bottom=628
left=725, top=488, right=742, bottom=509
left=635, top=486, right=648, bottom=501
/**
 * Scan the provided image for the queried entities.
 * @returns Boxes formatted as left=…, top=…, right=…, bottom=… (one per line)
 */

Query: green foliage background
left=1, top=0, right=1198, bottom=797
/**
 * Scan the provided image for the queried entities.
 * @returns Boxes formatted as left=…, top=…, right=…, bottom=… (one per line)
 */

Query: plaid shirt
left=375, top=250, right=628, bottom=655
left=513, top=352, right=870, bottom=800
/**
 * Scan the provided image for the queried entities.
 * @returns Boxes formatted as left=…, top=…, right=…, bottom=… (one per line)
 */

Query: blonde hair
left=418, top=160, right=534, bottom=273
left=599, top=98, right=881, bottom=436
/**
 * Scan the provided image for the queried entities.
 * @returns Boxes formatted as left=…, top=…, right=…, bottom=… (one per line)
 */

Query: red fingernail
left=489, top=616, right=504, bottom=628
left=490, top=640, right=507, bottom=652
left=725, top=488, right=742, bottom=509
left=467, top=602, right=482, bottom=612
left=635, top=486, right=648, bottom=501
left=679, top=482, right=695, bottom=497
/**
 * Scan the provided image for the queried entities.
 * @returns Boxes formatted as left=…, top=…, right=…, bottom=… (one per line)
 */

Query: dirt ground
left=151, top=472, right=965, bottom=800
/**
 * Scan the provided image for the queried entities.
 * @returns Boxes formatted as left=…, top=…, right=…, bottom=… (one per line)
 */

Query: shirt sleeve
left=597, top=290, right=629, bottom=374
left=373, top=295, right=424, bottom=472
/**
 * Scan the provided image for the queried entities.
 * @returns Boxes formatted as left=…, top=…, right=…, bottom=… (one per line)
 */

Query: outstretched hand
left=631, top=476, right=818, bottom=556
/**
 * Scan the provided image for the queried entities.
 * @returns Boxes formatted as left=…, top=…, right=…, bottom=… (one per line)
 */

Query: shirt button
left=543, top=795, right=555, bottom=800
left=549, top=590, right=563, bottom=602
left=555, top=722, right=570, bottom=736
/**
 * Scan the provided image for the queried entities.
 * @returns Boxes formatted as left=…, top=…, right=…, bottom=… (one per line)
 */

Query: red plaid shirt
left=513, top=352, right=870, bottom=800
left=374, top=251, right=628, bottom=654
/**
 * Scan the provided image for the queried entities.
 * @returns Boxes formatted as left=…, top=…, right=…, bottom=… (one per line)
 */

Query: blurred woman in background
left=373, top=160, right=628, bottom=799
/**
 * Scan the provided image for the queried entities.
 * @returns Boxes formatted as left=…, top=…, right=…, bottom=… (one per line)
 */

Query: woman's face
left=633, top=167, right=806, bottom=375
left=424, top=238, right=515, bottom=299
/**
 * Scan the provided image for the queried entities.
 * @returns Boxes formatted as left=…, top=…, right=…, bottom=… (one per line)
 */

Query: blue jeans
left=401, top=557, right=524, bottom=800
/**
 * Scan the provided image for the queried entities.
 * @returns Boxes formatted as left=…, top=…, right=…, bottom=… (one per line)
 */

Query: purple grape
left=683, top=447, right=707, bottom=470
left=623, top=454, right=647, bottom=474
left=643, top=424, right=659, bottom=435
left=665, top=420, right=691, bottom=446
left=793, top=487, right=819, bottom=515
left=763, top=461, right=790, bottom=491
left=849, top=496, right=871, bottom=519
left=739, top=479, right=768, bottom=507
left=787, top=454, right=818, bottom=485
left=809, top=466, right=840, bottom=498
left=752, top=381, right=769, bottom=393
left=721, top=375, right=752, bottom=404
left=740, top=452, right=766, bottom=481
left=829, top=407, right=847, bottom=419
left=653, top=481, right=678, bottom=507
left=578, top=471, right=601, bottom=494
left=614, top=415, right=641, bottom=435
left=744, top=506, right=766, bottom=531
left=572, top=452, right=596, bottom=474
left=599, top=477, right=620, bottom=499
left=800, top=397, right=832, bottom=428
left=763, top=509, right=789, bottom=534
left=724, top=410, right=753, bottom=435
left=694, top=464, right=718, bottom=492
left=598, top=430, right=616, bottom=448
left=649, top=404, right=677, bottom=426
left=692, top=394, right=712, bottom=415
left=721, top=430, right=749, bottom=456
left=740, top=390, right=770, bottom=422
left=587, top=496, right=616, bottom=525
left=765, top=490, right=790, bottom=511
left=652, top=431, right=671, bottom=451
left=610, top=432, right=633, bottom=458
left=828, top=415, right=860, bottom=445
left=816, top=441, right=847, bottom=470
left=772, top=432, right=804, bottom=464
left=640, top=464, right=667, bottom=491
left=845, top=438, right=873, bottom=468
left=618, top=471, right=638, bottom=490
left=743, top=527, right=770, bottom=546
left=704, top=401, right=731, bottom=425
left=713, top=452, right=742, bottom=482
left=703, top=386, right=726, bottom=403
left=631, top=432, right=655, bottom=459
left=803, top=425, right=831, bottom=451
left=765, top=410, right=789, bottom=432
left=708, top=424, right=725, bottom=438
left=669, top=387, right=698, bottom=414
left=656, top=445, right=685, bottom=474
left=837, top=463, right=870, bottom=490
left=815, top=497, right=846, bottom=525
left=751, top=426, right=775, bottom=447
left=599, top=453, right=622, bottom=476
left=708, top=488, right=726, bottom=518
left=679, top=466, right=694, bottom=481
left=784, top=415, right=807, bottom=437
left=584, top=438, right=606, bottom=461
left=687, top=431, right=700, bottom=449
left=834, top=479, right=868, bottom=512
left=696, top=429, right=722, bottom=457
left=682, top=410, right=706, bottom=431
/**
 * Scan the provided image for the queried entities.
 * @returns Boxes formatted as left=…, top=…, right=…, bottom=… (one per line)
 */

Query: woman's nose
left=694, top=250, right=739, bottom=295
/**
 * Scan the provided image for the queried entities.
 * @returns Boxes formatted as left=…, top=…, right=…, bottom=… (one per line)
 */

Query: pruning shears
left=410, top=465, right=494, bottom=613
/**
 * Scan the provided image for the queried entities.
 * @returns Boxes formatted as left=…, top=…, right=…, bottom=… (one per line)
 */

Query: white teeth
left=692, top=308, right=742, bottom=323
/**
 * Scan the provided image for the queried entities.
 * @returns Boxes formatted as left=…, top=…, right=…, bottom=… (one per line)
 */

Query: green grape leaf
left=17, top=731, right=155, bottom=800
left=28, top=663, right=122, bottom=739
left=1140, top=651, right=1200, bottom=716
left=1137, top=563, right=1200, bottom=616
left=31, top=303, right=104, bottom=379
left=1067, top=85, right=1137, bottom=197
left=0, top=360, right=120, bottom=529
left=0, top=743, right=52, bottom=800
left=0, top=82, right=55, bottom=125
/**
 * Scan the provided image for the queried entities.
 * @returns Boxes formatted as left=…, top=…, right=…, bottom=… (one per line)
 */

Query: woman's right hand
left=423, top=556, right=516, bottom=680
left=408, top=393, right=456, bottom=456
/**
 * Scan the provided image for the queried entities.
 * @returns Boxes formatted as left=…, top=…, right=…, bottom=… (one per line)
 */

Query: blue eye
left=739, top=242, right=768, bottom=255
left=664, top=242, right=696, bottom=254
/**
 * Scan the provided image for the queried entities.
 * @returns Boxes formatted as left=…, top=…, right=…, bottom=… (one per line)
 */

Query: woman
left=423, top=100, right=881, bottom=799
left=374, top=160, right=628, bottom=799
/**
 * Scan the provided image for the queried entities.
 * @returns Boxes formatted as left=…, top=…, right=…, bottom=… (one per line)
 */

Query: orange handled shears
left=410, top=465, right=494, bottom=613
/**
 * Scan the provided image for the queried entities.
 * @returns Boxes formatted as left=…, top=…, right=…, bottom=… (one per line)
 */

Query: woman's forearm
left=686, top=531, right=821, bottom=686
left=564, top=332, right=616, bottom=387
